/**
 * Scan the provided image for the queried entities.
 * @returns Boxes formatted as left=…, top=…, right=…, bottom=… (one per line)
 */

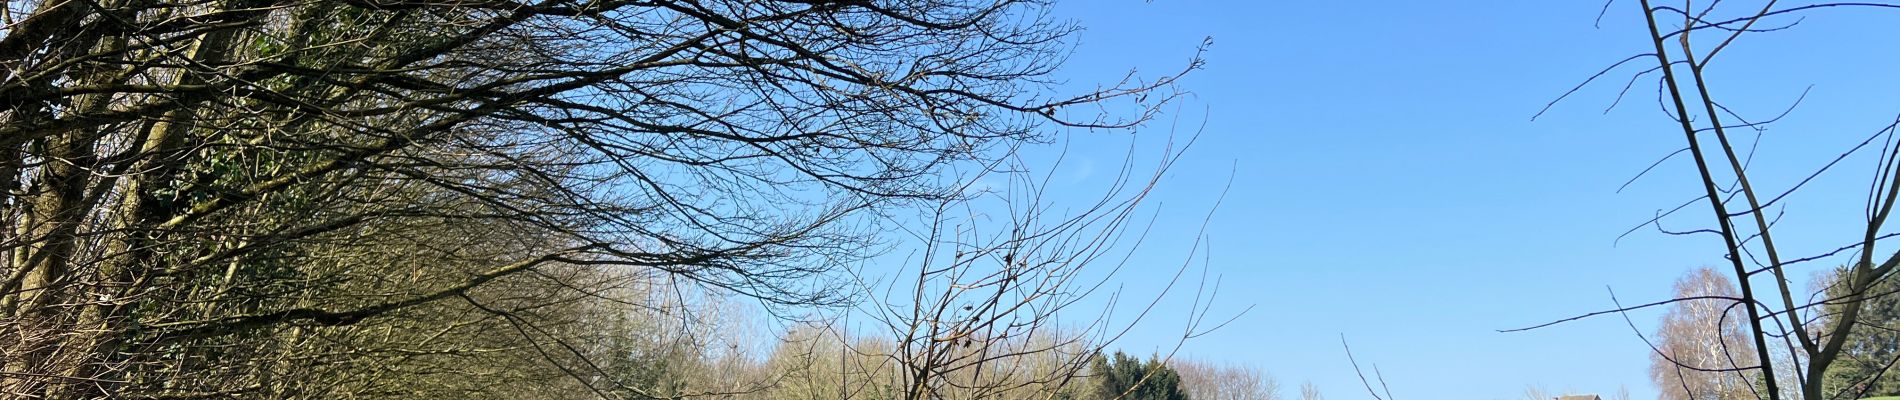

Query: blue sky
left=1011, top=1, right=1900, bottom=399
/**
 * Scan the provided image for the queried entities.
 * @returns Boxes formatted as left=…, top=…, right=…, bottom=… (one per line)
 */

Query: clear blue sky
left=1011, top=2, right=1900, bottom=399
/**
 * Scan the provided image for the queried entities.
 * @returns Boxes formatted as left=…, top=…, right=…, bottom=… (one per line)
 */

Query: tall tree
left=0, top=0, right=1198, bottom=398
left=1527, top=2, right=1900, bottom=400
left=1651, top=267, right=1761, bottom=400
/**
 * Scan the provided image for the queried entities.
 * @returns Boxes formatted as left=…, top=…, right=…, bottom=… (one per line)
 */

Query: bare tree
left=1301, top=381, right=1325, bottom=400
left=823, top=130, right=1233, bottom=400
left=0, top=0, right=1201, bottom=397
left=1173, top=357, right=1282, bottom=400
left=1651, top=268, right=1761, bottom=400
left=1523, top=385, right=1554, bottom=400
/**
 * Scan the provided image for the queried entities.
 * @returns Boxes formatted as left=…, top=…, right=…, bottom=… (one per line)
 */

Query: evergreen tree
left=1822, top=267, right=1900, bottom=399
left=1090, top=351, right=1191, bottom=400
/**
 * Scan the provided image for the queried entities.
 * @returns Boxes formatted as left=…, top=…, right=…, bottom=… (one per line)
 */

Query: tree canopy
left=0, top=0, right=1197, bottom=398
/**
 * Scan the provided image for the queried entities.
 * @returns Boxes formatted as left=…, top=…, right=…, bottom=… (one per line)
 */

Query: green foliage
left=1089, top=351, right=1191, bottom=400
left=1823, top=268, right=1900, bottom=399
